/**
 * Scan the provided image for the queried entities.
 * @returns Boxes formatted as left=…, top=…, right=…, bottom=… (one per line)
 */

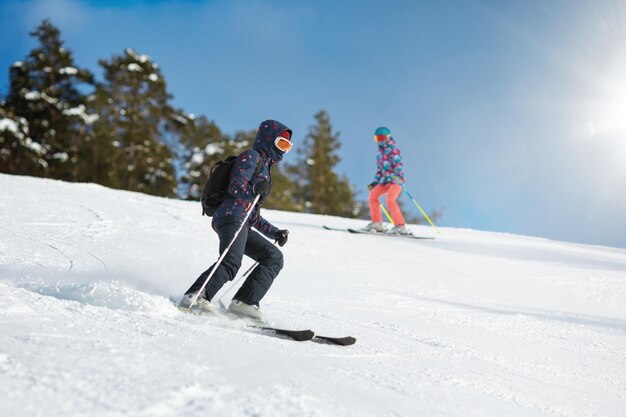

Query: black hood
left=253, top=120, right=292, bottom=164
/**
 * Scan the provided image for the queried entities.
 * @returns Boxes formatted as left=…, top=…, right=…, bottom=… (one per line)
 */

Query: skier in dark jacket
left=179, top=120, right=293, bottom=321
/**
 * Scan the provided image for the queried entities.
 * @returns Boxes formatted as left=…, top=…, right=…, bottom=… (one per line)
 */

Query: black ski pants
left=185, top=215, right=283, bottom=306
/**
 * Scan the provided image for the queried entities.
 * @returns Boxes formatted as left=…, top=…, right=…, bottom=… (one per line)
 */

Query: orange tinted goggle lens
left=275, top=136, right=293, bottom=153
left=374, top=134, right=388, bottom=142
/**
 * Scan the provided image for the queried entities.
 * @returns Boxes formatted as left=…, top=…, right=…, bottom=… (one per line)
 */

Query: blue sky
left=2, top=0, right=626, bottom=248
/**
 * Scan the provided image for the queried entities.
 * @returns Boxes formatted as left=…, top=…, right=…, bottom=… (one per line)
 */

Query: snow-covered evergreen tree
left=89, top=48, right=178, bottom=197
left=0, top=106, right=37, bottom=172
left=2, top=20, right=95, bottom=180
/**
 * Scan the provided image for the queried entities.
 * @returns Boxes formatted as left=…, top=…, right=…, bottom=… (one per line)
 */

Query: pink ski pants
left=369, top=183, right=406, bottom=225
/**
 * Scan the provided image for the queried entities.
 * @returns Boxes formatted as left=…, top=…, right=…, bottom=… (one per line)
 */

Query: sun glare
left=585, top=55, right=626, bottom=141
left=576, top=6, right=626, bottom=177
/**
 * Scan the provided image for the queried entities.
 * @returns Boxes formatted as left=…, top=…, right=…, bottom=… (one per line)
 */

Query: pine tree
left=291, top=110, right=358, bottom=217
left=0, top=105, right=35, bottom=172
left=2, top=19, right=95, bottom=180
left=89, top=48, right=178, bottom=197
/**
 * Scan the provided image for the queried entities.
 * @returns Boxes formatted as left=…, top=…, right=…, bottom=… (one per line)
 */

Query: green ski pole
left=399, top=184, right=440, bottom=235
left=380, top=203, right=395, bottom=225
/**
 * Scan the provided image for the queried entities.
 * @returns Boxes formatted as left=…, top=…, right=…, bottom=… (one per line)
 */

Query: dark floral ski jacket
left=213, top=120, right=292, bottom=239
left=372, top=136, right=405, bottom=185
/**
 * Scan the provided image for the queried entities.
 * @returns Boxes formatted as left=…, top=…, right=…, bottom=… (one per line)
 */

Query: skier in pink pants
left=365, top=126, right=410, bottom=235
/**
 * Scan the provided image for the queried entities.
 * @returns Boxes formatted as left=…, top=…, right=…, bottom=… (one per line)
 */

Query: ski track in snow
left=1, top=174, right=625, bottom=417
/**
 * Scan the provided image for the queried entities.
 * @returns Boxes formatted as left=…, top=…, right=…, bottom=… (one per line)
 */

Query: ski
left=323, top=225, right=434, bottom=240
left=253, top=326, right=357, bottom=345
left=348, top=228, right=434, bottom=239
left=313, top=335, right=357, bottom=346
left=322, top=225, right=347, bottom=231
left=251, top=326, right=315, bottom=342
left=177, top=299, right=355, bottom=345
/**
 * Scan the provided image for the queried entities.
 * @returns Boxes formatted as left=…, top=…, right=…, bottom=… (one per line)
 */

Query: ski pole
left=187, top=194, right=261, bottom=310
left=217, top=239, right=278, bottom=310
left=380, top=203, right=395, bottom=225
left=399, top=184, right=441, bottom=235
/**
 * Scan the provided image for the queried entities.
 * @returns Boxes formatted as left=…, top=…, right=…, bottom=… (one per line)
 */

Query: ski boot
left=363, top=221, right=385, bottom=232
left=178, top=293, right=217, bottom=314
left=227, top=300, right=266, bottom=323
left=386, top=224, right=411, bottom=235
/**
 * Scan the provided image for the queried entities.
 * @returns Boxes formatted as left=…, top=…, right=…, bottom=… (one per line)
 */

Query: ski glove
left=276, top=229, right=289, bottom=247
left=367, top=182, right=378, bottom=191
left=253, top=180, right=271, bottom=199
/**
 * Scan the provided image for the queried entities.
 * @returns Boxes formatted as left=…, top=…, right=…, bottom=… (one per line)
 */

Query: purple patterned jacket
left=373, top=136, right=405, bottom=185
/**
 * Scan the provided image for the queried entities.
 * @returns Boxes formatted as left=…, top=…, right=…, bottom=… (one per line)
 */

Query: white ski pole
left=187, top=194, right=261, bottom=310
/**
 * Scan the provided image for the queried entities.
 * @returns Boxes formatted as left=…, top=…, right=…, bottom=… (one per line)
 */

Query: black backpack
left=201, top=154, right=263, bottom=216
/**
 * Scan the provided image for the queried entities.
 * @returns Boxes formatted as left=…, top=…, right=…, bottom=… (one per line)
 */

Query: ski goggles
left=275, top=136, right=293, bottom=153
left=374, top=134, right=389, bottom=143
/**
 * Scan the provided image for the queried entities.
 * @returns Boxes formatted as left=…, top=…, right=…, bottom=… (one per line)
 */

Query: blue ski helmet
left=374, top=126, right=391, bottom=136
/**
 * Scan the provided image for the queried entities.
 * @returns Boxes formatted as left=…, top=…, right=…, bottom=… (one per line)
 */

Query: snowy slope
left=1, top=173, right=625, bottom=417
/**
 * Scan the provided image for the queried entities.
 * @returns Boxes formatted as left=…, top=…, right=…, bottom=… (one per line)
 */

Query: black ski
left=178, top=299, right=355, bottom=345
left=313, top=335, right=357, bottom=346
left=252, top=326, right=315, bottom=342
left=253, top=326, right=356, bottom=346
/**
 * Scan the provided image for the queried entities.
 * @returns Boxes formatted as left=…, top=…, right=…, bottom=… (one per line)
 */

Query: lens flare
left=584, top=56, right=626, bottom=140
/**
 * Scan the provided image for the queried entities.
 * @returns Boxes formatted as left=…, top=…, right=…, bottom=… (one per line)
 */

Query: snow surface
left=1, top=173, right=625, bottom=417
